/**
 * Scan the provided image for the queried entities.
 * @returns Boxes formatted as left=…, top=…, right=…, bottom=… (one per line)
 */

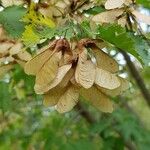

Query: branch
left=119, top=96, right=145, bottom=128
left=76, top=102, right=136, bottom=150
left=75, top=102, right=95, bottom=124
left=120, top=50, right=150, bottom=106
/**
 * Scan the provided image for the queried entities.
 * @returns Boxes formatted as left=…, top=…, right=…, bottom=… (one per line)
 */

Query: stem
left=120, top=50, right=150, bottom=106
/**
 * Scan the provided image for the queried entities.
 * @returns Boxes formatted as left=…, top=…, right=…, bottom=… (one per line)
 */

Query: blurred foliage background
left=1, top=64, right=150, bottom=150
left=0, top=0, right=150, bottom=150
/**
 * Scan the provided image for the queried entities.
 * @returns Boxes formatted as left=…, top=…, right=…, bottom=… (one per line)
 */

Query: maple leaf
left=0, top=6, right=26, bottom=38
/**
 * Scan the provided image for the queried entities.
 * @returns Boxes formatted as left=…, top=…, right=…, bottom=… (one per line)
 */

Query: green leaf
left=84, top=6, right=105, bottom=15
left=22, top=25, right=40, bottom=47
left=65, top=139, right=101, bottom=150
left=79, top=21, right=96, bottom=39
left=80, top=21, right=93, bottom=38
left=132, top=35, right=150, bottom=66
left=102, top=137, right=124, bottom=150
left=0, top=6, right=26, bottom=38
left=13, top=65, right=35, bottom=92
left=97, top=24, right=150, bottom=65
left=35, top=26, right=55, bottom=40
left=22, top=2, right=55, bottom=28
left=22, top=25, right=56, bottom=47
left=137, top=0, right=150, bottom=9
left=55, top=21, right=75, bottom=39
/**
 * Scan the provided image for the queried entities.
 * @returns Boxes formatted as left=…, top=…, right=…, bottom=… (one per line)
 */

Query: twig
left=120, top=50, right=150, bottom=106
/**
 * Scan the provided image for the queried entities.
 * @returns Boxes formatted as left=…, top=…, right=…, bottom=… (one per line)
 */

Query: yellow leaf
left=80, top=86, right=113, bottom=113
left=93, top=47, right=119, bottom=73
left=56, top=85, right=79, bottom=113
left=95, top=67, right=120, bottom=90
left=39, top=16, right=55, bottom=28
left=22, top=2, right=55, bottom=28
left=22, top=25, right=40, bottom=46
left=34, top=51, right=62, bottom=94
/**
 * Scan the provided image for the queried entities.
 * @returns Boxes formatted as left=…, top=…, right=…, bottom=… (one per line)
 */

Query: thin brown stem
left=120, top=50, right=150, bottom=106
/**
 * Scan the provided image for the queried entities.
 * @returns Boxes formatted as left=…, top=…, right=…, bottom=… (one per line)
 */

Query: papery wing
left=93, top=47, right=119, bottom=73
left=34, top=52, right=62, bottom=94
left=24, top=49, right=53, bottom=75
left=95, top=67, right=120, bottom=90
left=80, top=86, right=113, bottom=113
left=56, top=85, right=79, bottom=113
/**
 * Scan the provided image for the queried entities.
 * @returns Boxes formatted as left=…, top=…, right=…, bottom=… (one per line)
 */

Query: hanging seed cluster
left=25, top=38, right=129, bottom=113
